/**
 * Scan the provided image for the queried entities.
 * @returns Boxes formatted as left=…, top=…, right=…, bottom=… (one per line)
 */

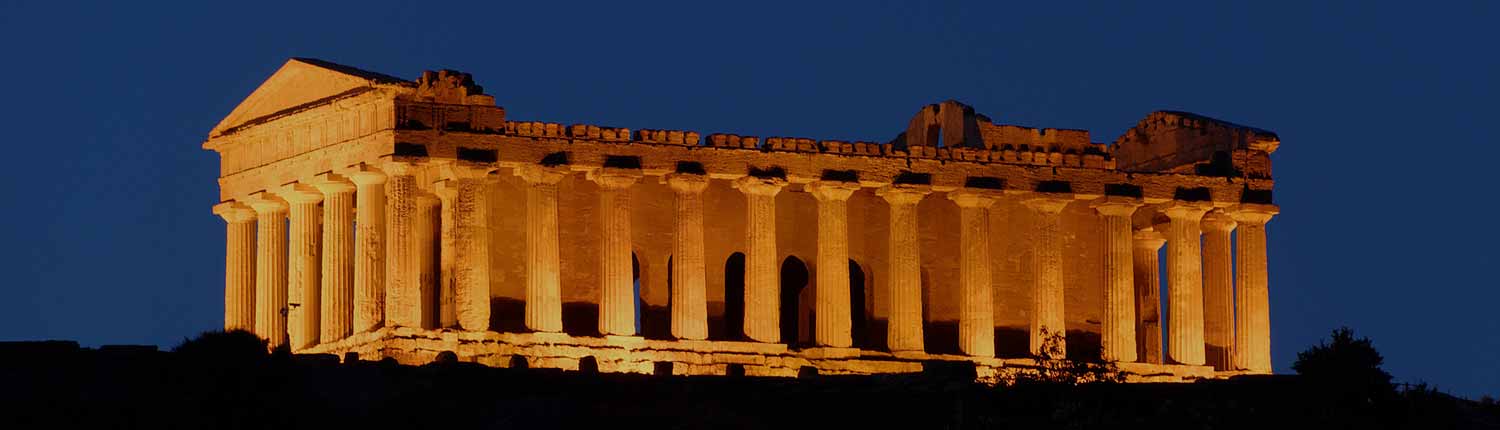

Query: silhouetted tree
left=1293, top=326, right=1393, bottom=392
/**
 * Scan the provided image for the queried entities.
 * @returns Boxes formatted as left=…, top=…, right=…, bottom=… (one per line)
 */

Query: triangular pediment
left=209, top=58, right=408, bottom=137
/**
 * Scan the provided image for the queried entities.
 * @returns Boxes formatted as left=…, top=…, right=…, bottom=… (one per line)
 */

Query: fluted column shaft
left=1132, top=229, right=1167, bottom=364
left=950, top=189, right=999, bottom=357
left=416, top=193, right=440, bottom=329
left=1093, top=198, right=1141, bottom=362
left=516, top=165, right=569, bottom=333
left=1231, top=204, right=1278, bottom=372
left=282, top=186, right=323, bottom=351
left=214, top=203, right=257, bottom=332
left=808, top=181, right=860, bottom=348
left=437, top=168, right=493, bottom=332
left=313, top=178, right=355, bottom=343
left=736, top=176, right=786, bottom=343
left=878, top=185, right=930, bottom=352
left=594, top=169, right=641, bottom=336
left=348, top=168, right=386, bottom=333
left=1162, top=202, right=1212, bottom=365
left=1023, top=196, right=1071, bottom=357
left=385, top=165, right=420, bottom=328
left=1201, top=210, right=1237, bottom=370
left=248, top=195, right=289, bottom=349
left=667, top=174, right=711, bottom=340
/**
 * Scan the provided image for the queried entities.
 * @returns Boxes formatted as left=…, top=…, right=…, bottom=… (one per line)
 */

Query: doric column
left=281, top=184, right=323, bottom=351
left=592, top=168, right=642, bottom=336
left=949, top=188, right=1000, bottom=357
left=416, top=192, right=440, bottom=329
left=1022, top=195, right=1071, bottom=357
left=1132, top=228, right=1167, bottom=364
left=735, top=176, right=787, bottom=343
left=666, top=173, right=711, bottom=340
left=877, top=184, right=930, bottom=353
left=515, top=165, right=569, bottom=333
left=246, top=193, right=289, bottom=349
left=213, top=202, right=257, bottom=332
left=1093, top=197, right=1141, bottom=362
left=1160, top=201, right=1213, bottom=365
left=312, top=175, right=355, bottom=343
left=807, top=180, right=860, bottom=348
left=436, top=165, right=493, bottom=332
left=346, top=165, right=386, bottom=333
left=1230, top=204, right=1278, bottom=372
left=1200, top=209, right=1237, bottom=370
left=384, top=162, right=421, bottom=328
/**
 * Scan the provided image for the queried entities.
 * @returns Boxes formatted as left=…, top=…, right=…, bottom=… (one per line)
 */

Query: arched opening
left=722, top=252, right=746, bottom=340
left=849, top=259, right=868, bottom=349
left=779, top=256, right=811, bottom=348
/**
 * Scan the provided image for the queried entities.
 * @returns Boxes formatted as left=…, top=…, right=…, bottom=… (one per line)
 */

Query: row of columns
left=214, top=162, right=492, bottom=350
left=216, top=163, right=1275, bottom=371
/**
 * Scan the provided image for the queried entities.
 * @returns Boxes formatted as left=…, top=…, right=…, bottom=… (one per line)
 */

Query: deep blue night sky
left=1, top=1, right=1495, bottom=398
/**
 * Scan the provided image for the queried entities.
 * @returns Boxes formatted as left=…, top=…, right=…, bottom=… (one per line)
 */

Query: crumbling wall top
left=1110, top=111, right=1280, bottom=177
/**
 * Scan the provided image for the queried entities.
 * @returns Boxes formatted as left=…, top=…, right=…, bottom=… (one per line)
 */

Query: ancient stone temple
left=205, top=58, right=1280, bottom=382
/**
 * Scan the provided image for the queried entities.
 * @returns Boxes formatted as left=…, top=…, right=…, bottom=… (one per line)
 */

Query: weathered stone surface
left=878, top=184, right=930, bottom=353
left=807, top=181, right=859, bottom=348
left=1230, top=204, right=1278, bottom=373
left=735, top=176, right=785, bottom=343
left=205, top=59, right=1283, bottom=383
left=212, top=202, right=256, bottom=332
left=1200, top=209, right=1237, bottom=370
left=1132, top=228, right=1167, bottom=364
left=1021, top=196, right=1071, bottom=357
left=949, top=189, right=999, bottom=357
left=281, top=184, right=323, bottom=351
left=312, top=176, right=355, bottom=343
left=246, top=193, right=289, bottom=349
left=1160, top=201, right=1213, bottom=366
left=516, top=165, right=569, bottom=333
left=1093, top=197, right=1141, bottom=363
left=666, top=174, right=710, bottom=340
left=592, top=169, right=641, bottom=336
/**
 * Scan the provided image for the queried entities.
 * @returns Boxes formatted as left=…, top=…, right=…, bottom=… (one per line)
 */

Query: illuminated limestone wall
left=205, top=58, right=1282, bottom=379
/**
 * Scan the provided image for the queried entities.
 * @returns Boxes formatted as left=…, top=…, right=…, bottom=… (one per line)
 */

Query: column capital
left=664, top=173, right=710, bottom=195
left=341, top=163, right=388, bottom=186
left=380, top=159, right=422, bottom=176
left=876, top=184, right=931, bottom=205
left=309, top=173, right=356, bottom=194
left=734, top=176, right=787, bottom=197
left=948, top=188, right=1002, bottom=208
left=212, top=202, right=256, bottom=223
left=244, top=192, right=288, bottom=213
left=588, top=168, right=643, bottom=190
left=1157, top=201, right=1214, bottom=220
left=1133, top=228, right=1167, bottom=249
left=277, top=183, right=324, bottom=204
left=1091, top=196, right=1143, bottom=217
left=806, top=180, right=860, bottom=202
left=1021, top=194, right=1072, bottom=214
left=1228, top=203, right=1279, bottom=225
left=439, top=163, right=493, bottom=181
left=516, top=164, right=571, bottom=186
left=1201, top=209, right=1238, bottom=233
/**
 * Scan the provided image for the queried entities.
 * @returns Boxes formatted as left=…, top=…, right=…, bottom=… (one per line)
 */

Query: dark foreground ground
left=2, top=340, right=1496, bottom=429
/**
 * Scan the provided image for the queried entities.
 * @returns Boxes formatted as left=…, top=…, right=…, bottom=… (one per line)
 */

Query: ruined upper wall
left=1110, top=111, right=1280, bottom=179
left=206, top=59, right=1279, bottom=203
left=891, top=100, right=1101, bottom=156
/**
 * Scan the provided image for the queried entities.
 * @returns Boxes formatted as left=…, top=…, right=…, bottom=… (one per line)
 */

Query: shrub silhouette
left=172, top=329, right=268, bottom=366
